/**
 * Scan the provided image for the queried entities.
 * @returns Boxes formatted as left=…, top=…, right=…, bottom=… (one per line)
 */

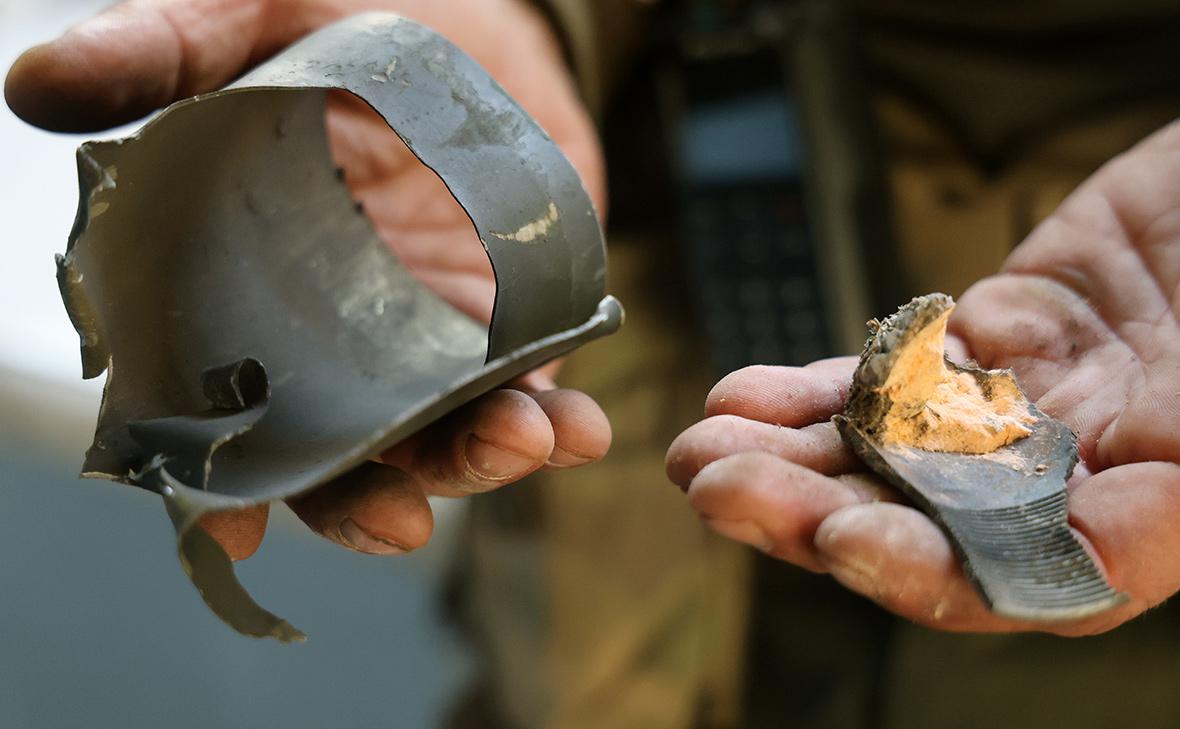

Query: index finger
left=705, top=358, right=858, bottom=426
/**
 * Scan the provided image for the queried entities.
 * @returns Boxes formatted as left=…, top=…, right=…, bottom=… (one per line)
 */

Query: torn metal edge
left=59, top=12, right=622, bottom=640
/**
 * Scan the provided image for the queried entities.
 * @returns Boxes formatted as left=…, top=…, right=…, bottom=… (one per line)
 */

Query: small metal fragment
left=836, top=294, right=1125, bottom=622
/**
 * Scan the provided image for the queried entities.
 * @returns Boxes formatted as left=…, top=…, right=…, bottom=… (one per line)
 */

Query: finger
left=530, top=388, right=611, bottom=468
left=815, top=503, right=1004, bottom=629
left=198, top=503, right=270, bottom=561
left=666, top=417, right=861, bottom=489
left=814, top=501, right=1141, bottom=636
left=999, top=121, right=1180, bottom=334
left=705, top=359, right=857, bottom=426
left=1069, top=462, right=1180, bottom=615
left=380, top=388, right=554, bottom=497
left=510, top=361, right=562, bottom=393
left=952, top=274, right=1112, bottom=390
left=943, top=331, right=972, bottom=363
left=287, top=462, right=433, bottom=555
left=5, top=0, right=302, bottom=131
left=685, top=452, right=896, bottom=572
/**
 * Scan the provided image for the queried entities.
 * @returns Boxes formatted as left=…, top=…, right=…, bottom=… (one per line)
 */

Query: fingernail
left=545, top=446, right=594, bottom=468
left=704, top=518, right=775, bottom=553
left=464, top=435, right=536, bottom=483
left=338, top=518, right=406, bottom=555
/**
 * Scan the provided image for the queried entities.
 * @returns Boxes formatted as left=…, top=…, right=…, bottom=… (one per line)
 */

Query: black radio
left=657, top=0, right=900, bottom=375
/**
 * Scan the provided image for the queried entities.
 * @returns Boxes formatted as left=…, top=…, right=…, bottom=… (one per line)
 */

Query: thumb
left=5, top=0, right=329, bottom=131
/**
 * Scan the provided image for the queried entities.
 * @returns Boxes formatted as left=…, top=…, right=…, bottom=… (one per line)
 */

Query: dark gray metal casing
left=57, top=13, right=622, bottom=641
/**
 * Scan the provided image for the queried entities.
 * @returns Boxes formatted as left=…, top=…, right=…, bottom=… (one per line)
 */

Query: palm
left=669, top=122, right=1180, bottom=635
left=326, top=92, right=498, bottom=322
left=952, top=166, right=1180, bottom=481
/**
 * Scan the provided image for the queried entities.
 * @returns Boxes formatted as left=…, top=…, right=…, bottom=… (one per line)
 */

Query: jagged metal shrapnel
left=57, top=13, right=622, bottom=641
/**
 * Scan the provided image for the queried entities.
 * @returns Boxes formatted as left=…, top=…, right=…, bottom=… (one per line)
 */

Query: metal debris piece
left=835, top=294, right=1125, bottom=622
left=57, top=12, right=622, bottom=641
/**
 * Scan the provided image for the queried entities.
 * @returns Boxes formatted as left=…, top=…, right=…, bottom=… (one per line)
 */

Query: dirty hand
left=667, top=120, right=1180, bottom=636
left=5, top=0, right=609, bottom=559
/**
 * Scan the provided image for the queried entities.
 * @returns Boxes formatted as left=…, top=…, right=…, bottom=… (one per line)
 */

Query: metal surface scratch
left=491, top=202, right=559, bottom=243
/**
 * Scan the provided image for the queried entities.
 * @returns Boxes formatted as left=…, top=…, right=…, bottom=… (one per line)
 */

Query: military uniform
left=451, top=3, right=1180, bottom=728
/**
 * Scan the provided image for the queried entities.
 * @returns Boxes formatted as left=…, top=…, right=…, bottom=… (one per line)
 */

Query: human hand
left=667, top=121, right=1180, bottom=636
left=6, top=0, right=610, bottom=559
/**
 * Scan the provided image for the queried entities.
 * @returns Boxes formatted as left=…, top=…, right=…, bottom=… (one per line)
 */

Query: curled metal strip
left=58, top=13, right=622, bottom=640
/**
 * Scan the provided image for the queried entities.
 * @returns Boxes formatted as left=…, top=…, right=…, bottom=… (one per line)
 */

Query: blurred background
left=0, top=2, right=473, bottom=727
left=8, top=1, right=1180, bottom=729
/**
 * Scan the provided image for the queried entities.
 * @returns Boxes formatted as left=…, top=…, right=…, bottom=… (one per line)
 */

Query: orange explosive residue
left=878, top=308, right=1033, bottom=454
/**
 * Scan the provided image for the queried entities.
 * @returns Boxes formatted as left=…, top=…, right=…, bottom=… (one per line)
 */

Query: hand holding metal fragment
left=835, top=294, right=1124, bottom=622
left=56, top=13, right=622, bottom=641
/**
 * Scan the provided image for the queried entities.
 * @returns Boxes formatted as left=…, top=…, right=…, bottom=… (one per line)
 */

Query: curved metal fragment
left=836, top=294, right=1125, bottom=622
left=59, top=12, right=622, bottom=639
